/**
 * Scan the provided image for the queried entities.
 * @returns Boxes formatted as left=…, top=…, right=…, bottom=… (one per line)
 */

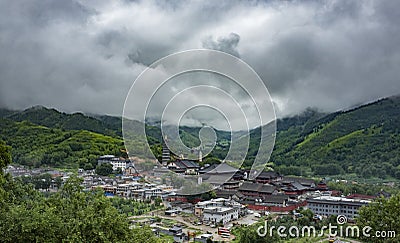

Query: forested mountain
left=2, top=106, right=119, bottom=137
left=1, top=95, right=400, bottom=180
left=0, top=118, right=124, bottom=169
left=271, top=96, right=400, bottom=180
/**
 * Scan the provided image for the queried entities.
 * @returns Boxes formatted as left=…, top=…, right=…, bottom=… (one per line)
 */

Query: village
left=5, top=152, right=391, bottom=243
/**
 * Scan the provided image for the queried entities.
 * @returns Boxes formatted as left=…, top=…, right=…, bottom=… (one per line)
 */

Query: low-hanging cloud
left=0, top=0, right=400, bottom=120
left=202, top=33, right=241, bottom=57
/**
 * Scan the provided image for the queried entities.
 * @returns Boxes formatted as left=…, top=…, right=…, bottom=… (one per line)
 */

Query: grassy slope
left=4, top=106, right=119, bottom=137
left=0, top=118, right=123, bottom=168
left=1, top=96, right=400, bottom=179
left=272, top=96, right=400, bottom=179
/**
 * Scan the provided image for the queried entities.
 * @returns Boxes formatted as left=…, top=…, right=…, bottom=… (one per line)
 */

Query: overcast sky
left=1, top=0, right=400, bottom=121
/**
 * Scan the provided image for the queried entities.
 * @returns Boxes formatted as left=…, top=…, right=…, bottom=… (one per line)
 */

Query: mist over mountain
left=1, top=95, right=400, bottom=181
left=2, top=1, right=400, bottom=119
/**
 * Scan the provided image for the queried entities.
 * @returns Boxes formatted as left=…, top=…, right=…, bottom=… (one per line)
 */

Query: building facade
left=97, top=155, right=127, bottom=171
left=203, top=207, right=239, bottom=225
left=307, top=196, right=370, bottom=219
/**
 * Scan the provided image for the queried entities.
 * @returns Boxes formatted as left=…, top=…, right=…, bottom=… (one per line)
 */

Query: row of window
left=310, top=203, right=358, bottom=210
left=311, top=208, right=357, bottom=214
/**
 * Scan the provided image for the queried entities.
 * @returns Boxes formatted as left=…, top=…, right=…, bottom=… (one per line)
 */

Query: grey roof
left=375, top=191, right=391, bottom=198
left=282, top=176, right=315, bottom=186
left=169, top=226, right=182, bottom=233
left=262, top=195, right=289, bottom=204
left=291, top=181, right=308, bottom=190
left=234, top=192, right=245, bottom=199
left=199, top=164, right=218, bottom=173
left=202, top=174, right=232, bottom=185
left=173, top=160, right=200, bottom=169
left=215, top=190, right=236, bottom=198
left=238, top=182, right=262, bottom=192
left=199, top=163, right=238, bottom=174
left=259, top=184, right=276, bottom=193
left=238, top=182, right=276, bottom=193
left=256, top=171, right=280, bottom=179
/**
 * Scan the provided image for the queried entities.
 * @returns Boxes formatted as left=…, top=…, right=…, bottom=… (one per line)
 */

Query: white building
left=130, top=184, right=172, bottom=199
left=307, top=196, right=370, bottom=219
left=203, top=206, right=239, bottom=225
left=195, top=198, right=242, bottom=217
left=110, top=160, right=127, bottom=171
left=116, top=182, right=143, bottom=197
left=97, top=155, right=127, bottom=171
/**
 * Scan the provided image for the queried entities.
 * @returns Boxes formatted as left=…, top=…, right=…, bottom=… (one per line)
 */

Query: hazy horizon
left=1, top=1, right=400, bottom=124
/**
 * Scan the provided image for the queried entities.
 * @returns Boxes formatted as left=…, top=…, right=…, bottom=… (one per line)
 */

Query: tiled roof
left=202, top=174, right=232, bottom=185
left=180, top=160, right=200, bottom=168
left=282, top=176, right=315, bottom=186
left=199, top=163, right=238, bottom=174
left=174, top=160, right=200, bottom=169
left=291, top=181, right=308, bottom=191
left=262, top=195, right=289, bottom=204
left=256, top=171, right=280, bottom=179
left=239, top=182, right=276, bottom=193
left=239, top=182, right=261, bottom=191
left=259, top=184, right=276, bottom=193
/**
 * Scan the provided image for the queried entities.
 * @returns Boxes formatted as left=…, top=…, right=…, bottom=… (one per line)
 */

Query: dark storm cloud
left=202, top=33, right=241, bottom=57
left=0, top=0, right=400, bottom=120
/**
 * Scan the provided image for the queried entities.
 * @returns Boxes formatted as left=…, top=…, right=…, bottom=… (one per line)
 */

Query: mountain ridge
left=1, top=95, right=400, bottom=181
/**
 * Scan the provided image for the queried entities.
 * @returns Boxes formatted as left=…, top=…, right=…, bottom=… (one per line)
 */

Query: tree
left=357, top=194, right=400, bottom=242
left=0, top=175, right=143, bottom=242
left=154, top=197, right=163, bottom=206
left=114, top=167, right=123, bottom=175
left=54, top=176, right=63, bottom=189
left=1, top=143, right=163, bottom=242
left=83, top=163, right=94, bottom=170
left=0, top=140, right=11, bottom=175
left=200, top=190, right=217, bottom=201
left=233, top=223, right=281, bottom=243
left=96, top=163, right=113, bottom=176
left=0, top=140, right=12, bottom=207
left=131, top=225, right=161, bottom=243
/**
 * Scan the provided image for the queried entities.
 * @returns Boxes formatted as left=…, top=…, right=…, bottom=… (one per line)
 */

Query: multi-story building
left=255, top=171, right=282, bottom=184
left=238, top=182, right=277, bottom=198
left=162, top=143, right=170, bottom=167
left=116, top=182, right=143, bottom=197
left=97, top=155, right=127, bottom=171
left=203, top=207, right=239, bottom=225
left=167, top=160, right=200, bottom=175
left=307, top=196, right=370, bottom=219
left=194, top=198, right=243, bottom=218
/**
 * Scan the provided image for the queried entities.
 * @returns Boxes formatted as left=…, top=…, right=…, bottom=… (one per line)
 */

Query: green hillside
left=0, top=118, right=124, bottom=169
left=1, top=96, right=400, bottom=180
left=0, top=108, right=230, bottom=168
left=2, top=106, right=119, bottom=137
left=271, top=96, right=400, bottom=180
